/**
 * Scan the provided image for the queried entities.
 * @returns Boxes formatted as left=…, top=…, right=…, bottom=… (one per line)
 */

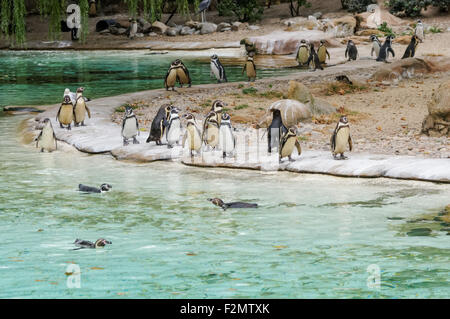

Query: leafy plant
left=242, top=87, right=258, bottom=95
left=428, top=26, right=443, bottom=33
left=341, top=0, right=377, bottom=13
left=378, top=22, right=395, bottom=36
left=289, top=0, right=311, bottom=17
left=234, top=104, right=249, bottom=110
left=217, top=0, right=264, bottom=23
left=387, top=0, right=449, bottom=17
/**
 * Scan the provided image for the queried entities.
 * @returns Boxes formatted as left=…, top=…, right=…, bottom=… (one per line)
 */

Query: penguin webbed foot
left=123, top=139, right=129, bottom=146
left=132, top=137, right=139, bottom=144
left=340, top=154, right=348, bottom=160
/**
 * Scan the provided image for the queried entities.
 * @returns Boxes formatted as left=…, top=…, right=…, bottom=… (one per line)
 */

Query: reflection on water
left=0, top=115, right=449, bottom=298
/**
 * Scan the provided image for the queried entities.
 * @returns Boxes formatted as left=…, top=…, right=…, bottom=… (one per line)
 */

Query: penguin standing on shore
left=63, top=88, right=90, bottom=106
left=330, top=115, right=353, bottom=160
left=242, top=55, right=256, bottom=82
left=182, top=113, right=202, bottom=158
left=345, top=40, right=358, bottom=61
left=370, top=35, right=381, bottom=59
left=35, top=118, right=57, bottom=152
left=166, top=107, right=182, bottom=148
left=306, top=43, right=323, bottom=71
left=56, top=95, right=75, bottom=130
left=121, top=106, right=139, bottom=146
left=73, top=87, right=91, bottom=126
left=402, top=35, right=419, bottom=59
left=210, top=100, right=225, bottom=125
left=218, top=113, right=236, bottom=159
left=279, top=126, right=301, bottom=163
left=296, top=39, right=310, bottom=67
left=210, top=54, right=227, bottom=83
left=317, top=40, right=330, bottom=65
left=267, top=110, right=288, bottom=154
left=202, top=111, right=220, bottom=151
left=164, top=61, right=178, bottom=91
left=415, top=20, right=425, bottom=43
left=177, top=60, right=192, bottom=88
left=376, top=35, right=395, bottom=62
left=147, top=104, right=172, bottom=145
left=128, top=19, right=138, bottom=39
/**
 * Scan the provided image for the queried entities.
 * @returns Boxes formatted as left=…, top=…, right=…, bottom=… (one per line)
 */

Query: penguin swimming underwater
left=218, top=113, right=236, bottom=159
left=121, top=106, right=140, bottom=146
left=370, top=35, right=381, bottom=59
left=210, top=54, right=227, bottom=83
left=166, top=107, right=182, bottom=148
left=35, top=118, right=57, bottom=152
left=279, top=126, right=302, bottom=163
left=207, top=198, right=258, bottom=210
left=146, top=104, right=172, bottom=145
left=296, top=39, right=310, bottom=67
left=202, top=110, right=220, bottom=151
left=415, top=20, right=424, bottom=43
left=182, top=113, right=202, bottom=158
left=330, top=115, right=353, bottom=160
left=73, top=87, right=91, bottom=126
left=73, top=238, right=112, bottom=250
left=345, top=40, right=358, bottom=61
left=402, top=35, right=419, bottom=59
left=376, top=35, right=395, bottom=62
left=317, top=40, right=330, bottom=64
left=242, top=55, right=256, bottom=82
left=78, top=183, right=112, bottom=193
left=267, top=109, right=288, bottom=154
left=56, top=95, right=75, bottom=130
left=306, top=43, right=323, bottom=71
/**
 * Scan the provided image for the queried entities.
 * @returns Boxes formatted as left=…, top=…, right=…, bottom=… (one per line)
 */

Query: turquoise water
left=0, top=50, right=298, bottom=106
left=0, top=115, right=449, bottom=298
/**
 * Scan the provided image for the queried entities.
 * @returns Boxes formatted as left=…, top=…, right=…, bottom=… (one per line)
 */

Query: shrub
left=217, top=0, right=264, bottom=23
left=341, top=0, right=377, bottom=13
left=378, top=22, right=395, bottom=36
left=288, top=0, right=311, bottom=17
left=387, top=0, right=449, bottom=17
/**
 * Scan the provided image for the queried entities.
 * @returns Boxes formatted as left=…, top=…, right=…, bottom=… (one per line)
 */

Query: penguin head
left=64, top=88, right=70, bottom=95
left=386, top=34, right=395, bottom=41
left=183, top=113, right=196, bottom=124
left=208, top=198, right=225, bottom=208
left=287, top=126, right=297, bottom=136
left=347, top=40, right=354, bottom=45
left=125, top=106, right=134, bottom=116
left=300, top=39, right=306, bottom=44
left=212, top=100, right=226, bottom=112
left=339, top=115, right=349, bottom=125
left=172, top=59, right=181, bottom=67
left=320, top=40, right=325, bottom=45
left=94, top=238, right=112, bottom=248
left=370, top=35, right=379, bottom=42
left=221, top=112, right=231, bottom=122
left=76, top=87, right=84, bottom=93
left=63, top=95, right=71, bottom=104
left=211, top=54, right=218, bottom=60
left=417, top=20, right=422, bottom=24
left=100, top=183, right=112, bottom=192
left=42, top=118, right=52, bottom=127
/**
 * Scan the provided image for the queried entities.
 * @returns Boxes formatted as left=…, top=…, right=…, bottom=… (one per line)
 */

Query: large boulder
left=151, top=21, right=167, bottom=34
left=287, top=81, right=335, bottom=115
left=332, top=16, right=357, bottom=37
left=356, top=7, right=407, bottom=30
left=166, top=27, right=178, bottom=37
left=422, top=80, right=450, bottom=137
left=217, top=22, right=231, bottom=32
left=200, top=22, right=217, bottom=35
left=180, top=26, right=195, bottom=36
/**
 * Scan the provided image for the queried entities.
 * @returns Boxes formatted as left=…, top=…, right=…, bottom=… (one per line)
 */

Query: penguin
left=218, top=113, right=236, bottom=159
left=202, top=111, right=220, bottom=150
left=402, top=35, right=419, bottom=59
left=330, top=115, right=353, bottom=160
left=370, top=35, right=381, bottom=59
left=73, top=87, right=91, bottom=126
left=267, top=109, right=288, bottom=153
left=56, top=95, right=75, bottom=130
left=63, top=88, right=90, bottom=106
left=78, top=183, right=112, bottom=193
left=164, top=60, right=178, bottom=91
left=317, top=40, right=331, bottom=64
left=146, top=104, right=172, bottom=145
left=176, top=59, right=192, bottom=88
left=73, top=238, right=111, bottom=250
left=121, top=106, right=139, bottom=146
left=128, top=19, right=138, bottom=39
left=242, top=55, right=256, bottom=82
left=88, top=0, right=97, bottom=17
left=210, top=100, right=226, bottom=125
left=207, top=198, right=258, bottom=210
left=345, top=40, right=358, bottom=61
left=306, top=43, right=323, bottom=71
left=182, top=113, right=202, bottom=158
left=166, top=107, right=182, bottom=148
left=296, top=39, right=310, bottom=66
left=35, top=118, right=57, bottom=152
left=415, top=20, right=424, bottom=43
left=210, top=54, right=227, bottom=83
left=376, top=35, right=395, bottom=63
left=279, top=126, right=302, bottom=163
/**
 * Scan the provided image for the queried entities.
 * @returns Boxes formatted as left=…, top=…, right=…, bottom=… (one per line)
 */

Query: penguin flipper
left=56, top=106, right=61, bottom=122
left=348, top=135, right=353, bottom=152
left=35, top=131, right=42, bottom=147
left=388, top=47, right=395, bottom=58
left=295, top=140, right=302, bottom=156
left=85, top=105, right=91, bottom=118
left=135, top=117, right=140, bottom=136
left=327, top=50, right=330, bottom=60
left=53, top=132, right=58, bottom=150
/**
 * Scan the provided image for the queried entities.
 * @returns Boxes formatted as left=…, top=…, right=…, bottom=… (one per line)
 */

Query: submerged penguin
left=376, top=35, right=395, bottom=62
left=345, top=40, right=358, bottom=61
left=208, top=198, right=258, bottom=210
left=370, top=35, right=381, bottom=59
left=218, top=113, right=236, bottom=159
left=73, top=238, right=112, bottom=250
left=317, top=40, right=330, bottom=64
left=279, top=126, right=302, bottom=163
left=182, top=113, right=202, bottom=158
left=56, top=95, right=75, bottom=130
left=121, top=106, right=139, bottom=146
left=166, top=107, right=182, bottom=148
left=415, top=20, right=424, bottom=43
left=210, top=54, right=227, bottom=83
left=35, top=118, right=57, bottom=152
left=296, top=39, right=310, bottom=66
left=73, top=87, right=91, bottom=126
left=330, top=115, right=353, bottom=160
left=242, top=55, right=256, bottom=82
left=202, top=111, right=220, bottom=151
left=147, top=104, right=172, bottom=145
left=402, top=35, right=419, bottom=59
left=267, top=110, right=288, bottom=154
left=306, top=43, right=323, bottom=71
left=78, top=183, right=112, bottom=193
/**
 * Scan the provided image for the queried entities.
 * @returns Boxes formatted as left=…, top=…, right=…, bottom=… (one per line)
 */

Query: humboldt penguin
left=202, top=111, right=220, bottom=151
left=121, top=106, right=139, bottom=146
left=56, top=95, right=75, bottom=130
left=267, top=110, right=288, bottom=153
left=78, top=183, right=112, bottom=193
left=63, top=88, right=90, bottom=106
left=279, top=126, right=302, bottom=163
left=128, top=19, right=138, bottom=39
left=402, top=35, right=419, bottom=59
left=182, top=113, right=202, bottom=158
left=330, top=115, right=353, bottom=160
left=415, top=20, right=424, bottom=43
left=35, top=118, right=57, bottom=152
left=306, top=43, right=323, bottom=71
left=164, top=60, right=178, bottom=91
left=370, top=35, right=381, bottom=58
left=166, top=107, right=182, bottom=148
left=296, top=39, right=310, bottom=67
left=242, top=55, right=256, bottom=82
left=73, top=238, right=112, bottom=250
left=176, top=59, right=192, bottom=88
left=73, top=87, right=91, bottom=126
left=345, top=40, right=358, bottom=61
left=317, top=40, right=330, bottom=64
left=376, top=35, right=395, bottom=62
left=210, top=54, right=227, bottom=83
left=210, top=100, right=226, bottom=125
left=207, top=198, right=258, bottom=210
left=218, top=113, right=236, bottom=159
left=146, top=104, right=172, bottom=145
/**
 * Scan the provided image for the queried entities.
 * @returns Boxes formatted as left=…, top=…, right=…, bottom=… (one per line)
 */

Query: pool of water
left=0, top=50, right=299, bottom=106
left=1, top=115, right=449, bottom=298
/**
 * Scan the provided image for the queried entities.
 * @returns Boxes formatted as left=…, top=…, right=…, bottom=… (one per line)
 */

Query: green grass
left=259, top=90, right=283, bottom=99
left=238, top=84, right=244, bottom=89
left=115, top=102, right=140, bottom=113
left=234, top=104, right=249, bottom=110
left=378, top=22, right=395, bottom=37
left=428, top=26, right=443, bottom=34
left=242, top=87, right=258, bottom=95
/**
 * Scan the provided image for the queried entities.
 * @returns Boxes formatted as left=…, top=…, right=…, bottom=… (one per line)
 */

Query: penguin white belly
left=38, top=127, right=56, bottom=151
left=206, top=125, right=219, bottom=147
left=187, top=126, right=201, bottom=151
left=59, top=104, right=74, bottom=125
left=123, top=119, right=137, bottom=139
left=167, top=120, right=181, bottom=145
left=297, top=47, right=309, bottom=64
left=281, top=137, right=296, bottom=158
left=415, top=27, right=424, bottom=40
left=219, top=126, right=234, bottom=153
left=166, top=69, right=177, bottom=87
left=373, top=44, right=380, bottom=57
left=74, top=101, right=86, bottom=123
left=334, top=127, right=350, bottom=154
left=211, top=63, right=220, bottom=80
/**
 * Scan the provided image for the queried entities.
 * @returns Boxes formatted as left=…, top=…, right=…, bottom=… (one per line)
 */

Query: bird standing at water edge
left=210, top=54, right=227, bottom=83
left=330, top=115, right=353, bottom=160
left=345, top=40, right=358, bottom=61
left=35, top=118, right=57, bottom=152
left=73, top=87, right=91, bottom=126
left=121, top=106, right=140, bottom=146
left=198, top=0, right=211, bottom=23
left=56, top=95, right=75, bottom=130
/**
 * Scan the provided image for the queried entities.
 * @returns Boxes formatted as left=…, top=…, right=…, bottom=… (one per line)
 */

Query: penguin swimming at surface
left=147, top=104, right=172, bottom=145
left=296, top=39, right=310, bottom=67
left=376, top=35, right=395, bottom=62
left=78, top=183, right=112, bottom=193
left=370, top=35, right=381, bottom=59
left=242, top=55, right=256, bottom=82
left=210, top=54, right=227, bottom=83
left=279, top=126, right=302, bottom=163
left=317, top=40, right=330, bottom=64
left=35, top=118, right=57, bottom=152
left=330, top=115, right=353, bottom=160
left=121, top=106, right=140, bottom=146
left=207, top=198, right=258, bottom=210
left=56, top=95, right=75, bottom=130
left=166, top=107, right=182, bottom=148
left=218, top=113, right=236, bottom=159
left=73, top=87, right=91, bottom=126
left=345, top=40, right=358, bottom=61
left=182, top=113, right=202, bottom=158
left=415, top=20, right=424, bottom=43
left=73, top=238, right=112, bottom=250
left=402, top=35, right=419, bottom=59
left=202, top=110, right=220, bottom=151
left=306, top=43, right=323, bottom=71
